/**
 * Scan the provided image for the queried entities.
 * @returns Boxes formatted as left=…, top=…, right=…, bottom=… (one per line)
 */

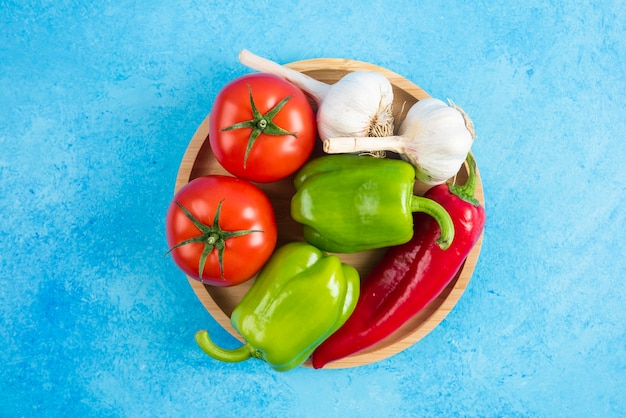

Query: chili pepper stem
left=195, top=330, right=256, bottom=363
left=410, top=195, right=454, bottom=250
left=448, top=153, right=480, bottom=206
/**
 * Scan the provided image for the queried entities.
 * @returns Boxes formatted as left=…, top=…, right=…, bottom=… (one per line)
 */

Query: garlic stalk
left=238, top=49, right=395, bottom=148
left=323, top=98, right=476, bottom=186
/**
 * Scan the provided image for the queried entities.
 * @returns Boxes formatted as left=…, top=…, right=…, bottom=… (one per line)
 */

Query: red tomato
left=165, top=175, right=277, bottom=287
left=209, top=73, right=317, bottom=183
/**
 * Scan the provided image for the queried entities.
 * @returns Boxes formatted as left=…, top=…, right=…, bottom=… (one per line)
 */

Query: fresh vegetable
left=291, top=154, right=454, bottom=253
left=311, top=153, right=486, bottom=368
left=165, top=175, right=277, bottom=287
left=239, top=49, right=394, bottom=156
left=209, top=72, right=316, bottom=183
left=195, top=242, right=360, bottom=371
left=324, top=98, right=475, bottom=186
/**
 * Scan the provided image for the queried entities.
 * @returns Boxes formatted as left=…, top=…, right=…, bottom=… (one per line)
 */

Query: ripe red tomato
left=209, top=73, right=317, bottom=183
left=165, top=175, right=277, bottom=287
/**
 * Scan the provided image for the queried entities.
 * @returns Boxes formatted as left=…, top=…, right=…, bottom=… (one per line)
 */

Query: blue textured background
left=2, top=1, right=625, bottom=416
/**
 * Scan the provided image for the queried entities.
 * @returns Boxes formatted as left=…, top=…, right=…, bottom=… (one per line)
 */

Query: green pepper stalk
left=291, top=154, right=454, bottom=254
left=195, top=242, right=360, bottom=371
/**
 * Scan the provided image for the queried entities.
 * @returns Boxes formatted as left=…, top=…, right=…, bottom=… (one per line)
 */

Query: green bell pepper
left=195, top=242, right=360, bottom=371
left=291, top=154, right=455, bottom=253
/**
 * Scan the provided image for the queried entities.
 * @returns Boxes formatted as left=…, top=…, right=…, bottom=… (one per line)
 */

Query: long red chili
left=311, top=153, right=486, bottom=369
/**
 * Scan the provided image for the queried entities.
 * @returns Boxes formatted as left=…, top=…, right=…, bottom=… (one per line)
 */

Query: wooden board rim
left=173, top=57, right=485, bottom=369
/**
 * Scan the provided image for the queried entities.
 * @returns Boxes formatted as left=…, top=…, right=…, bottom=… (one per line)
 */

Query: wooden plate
left=174, top=58, right=485, bottom=369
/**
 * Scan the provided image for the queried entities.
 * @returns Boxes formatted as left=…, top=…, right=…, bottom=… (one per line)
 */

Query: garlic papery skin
left=238, top=50, right=394, bottom=144
left=323, top=98, right=475, bottom=186
left=316, top=71, right=394, bottom=141
left=239, top=49, right=330, bottom=104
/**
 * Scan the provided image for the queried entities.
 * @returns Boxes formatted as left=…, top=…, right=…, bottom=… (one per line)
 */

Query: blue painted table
left=1, top=1, right=624, bottom=416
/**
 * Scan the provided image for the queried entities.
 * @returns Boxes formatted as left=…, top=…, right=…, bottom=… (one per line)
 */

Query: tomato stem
left=220, top=84, right=297, bottom=168
left=165, top=200, right=263, bottom=281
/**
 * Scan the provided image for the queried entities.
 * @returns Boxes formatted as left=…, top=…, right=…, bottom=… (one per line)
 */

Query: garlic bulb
left=315, top=71, right=394, bottom=140
left=324, top=98, right=476, bottom=186
left=238, top=49, right=394, bottom=146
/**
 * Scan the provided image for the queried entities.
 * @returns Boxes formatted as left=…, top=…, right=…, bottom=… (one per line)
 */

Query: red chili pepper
left=311, top=153, right=486, bottom=369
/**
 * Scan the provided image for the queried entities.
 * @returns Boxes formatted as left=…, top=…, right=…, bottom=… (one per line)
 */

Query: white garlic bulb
left=316, top=71, right=394, bottom=140
left=238, top=49, right=394, bottom=144
left=324, top=98, right=476, bottom=186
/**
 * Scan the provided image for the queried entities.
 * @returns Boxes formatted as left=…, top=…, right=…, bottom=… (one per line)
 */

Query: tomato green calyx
left=220, top=84, right=297, bottom=168
left=166, top=199, right=263, bottom=281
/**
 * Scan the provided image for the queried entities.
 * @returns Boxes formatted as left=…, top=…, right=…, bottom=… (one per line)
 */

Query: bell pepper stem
left=410, top=196, right=454, bottom=250
left=195, top=330, right=255, bottom=363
